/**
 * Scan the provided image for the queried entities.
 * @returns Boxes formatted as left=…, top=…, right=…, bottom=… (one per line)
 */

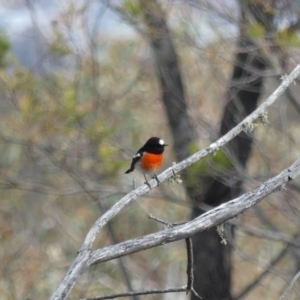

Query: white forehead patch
left=159, top=139, right=164, bottom=145
left=134, top=153, right=141, bottom=158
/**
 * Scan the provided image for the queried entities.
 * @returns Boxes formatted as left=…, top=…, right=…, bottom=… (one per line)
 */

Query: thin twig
left=80, top=64, right=300, bottom=253
left=81, top=287, right=187, bottom=300
left=51, top=65, right=300, bottom=300
left=236, top=245, right=290, bottom=299
left=80, top=65, right=299, bottom=253
left=231, top=220, right=300, bottom=247
left=191, top=287, right=202, bottom=299
left=88, top=156, right=300, bottom=266
left=149, top=215, right=194, bottom=292
left=185, top=237, right=194, bottom=294
left=148, top=214, right=187, bottom=227
left=279, top=269, right=300, bottom=300
left=51, top=155, right=300, bottom=300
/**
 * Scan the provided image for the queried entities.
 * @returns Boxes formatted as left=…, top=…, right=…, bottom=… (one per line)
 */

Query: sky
left=0, top=0, right=239, bottom=70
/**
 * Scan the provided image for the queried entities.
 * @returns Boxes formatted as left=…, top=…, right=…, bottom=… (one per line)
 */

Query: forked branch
left=51, top=65, right=300, bottom=300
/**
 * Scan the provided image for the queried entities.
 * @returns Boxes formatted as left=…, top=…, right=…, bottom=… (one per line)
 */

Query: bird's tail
left=125, top=167, right=134, bottom=174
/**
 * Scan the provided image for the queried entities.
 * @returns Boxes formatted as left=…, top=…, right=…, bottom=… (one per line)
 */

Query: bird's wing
left=125, top=151, right=143, bottom=173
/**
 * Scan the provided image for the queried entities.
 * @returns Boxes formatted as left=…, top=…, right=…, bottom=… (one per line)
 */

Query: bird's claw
left=144, top=181, right=152, bottom=189
left=153, top=174, right=160, bottom=185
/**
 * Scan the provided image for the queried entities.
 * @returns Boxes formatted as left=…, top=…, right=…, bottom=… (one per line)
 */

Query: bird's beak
left=164, top=144, right=169, bottom=146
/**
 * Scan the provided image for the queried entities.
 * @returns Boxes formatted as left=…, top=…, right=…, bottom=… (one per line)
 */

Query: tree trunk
left=190, top=1, right=272, bottom=298
left=140, top=0, right=195, bottom=162
left=190, top=36, right=268, bottom=300
left=140, top=1, right=271, bottom=299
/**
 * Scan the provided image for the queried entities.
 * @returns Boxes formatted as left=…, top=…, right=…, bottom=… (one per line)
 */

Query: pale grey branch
left=88, top=156, right=300, bottom=265
left=279, top=269, right=300, bottom=300
left=50, top=65, right=300, bottom=300
left=81, top=64, right=300, bottom=252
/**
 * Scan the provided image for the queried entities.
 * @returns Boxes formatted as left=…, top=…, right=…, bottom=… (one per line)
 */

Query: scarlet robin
left=125, top=137, right=168, bottom=186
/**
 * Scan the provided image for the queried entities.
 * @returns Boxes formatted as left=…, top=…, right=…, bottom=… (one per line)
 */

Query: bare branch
left=50, top=65, right=300, bottom=300
left=185, top=237, right=194, bottom=294
left=148, top=214, right=187, bottom=227
left=87, top=156, right=300, bottom=266
left=81, top=64, right=300, bottom=253
left=80, top=287, right=187, bottom=300
left=232, top=221, right=300, bottom=247
left=279, top=269, right=300, bottom=300
left=236, top=245, right=290, bottom=300
left=149, top=215, right=194, bottom=294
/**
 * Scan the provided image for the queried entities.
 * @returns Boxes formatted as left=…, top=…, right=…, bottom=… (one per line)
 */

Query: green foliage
left=276, top=29, right=300, bottom=48
left=246, top=22, right=265, bottom=39
left=2, top=2, right=300, bottom=299
left=212, top=149, right=233, bottom=168
left=122, top=0, right=142, bottom=17
left=186, top=147, right=233, bottom=189
left=49, top=21, right=71, bottom=56
left=0, top=31, right=10, bottom=67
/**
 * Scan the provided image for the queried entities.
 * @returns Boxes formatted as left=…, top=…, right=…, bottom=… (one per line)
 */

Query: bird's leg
left=153, top=174, right=160, bottom=185
left=144, top=174, right=151, bottom=189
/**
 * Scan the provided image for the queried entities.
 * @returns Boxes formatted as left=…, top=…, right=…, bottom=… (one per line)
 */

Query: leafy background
left=1, top=1, right=300, bottom=299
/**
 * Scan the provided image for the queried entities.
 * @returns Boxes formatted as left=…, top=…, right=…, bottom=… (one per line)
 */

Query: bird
left=125, top=137, right=168, bottom=187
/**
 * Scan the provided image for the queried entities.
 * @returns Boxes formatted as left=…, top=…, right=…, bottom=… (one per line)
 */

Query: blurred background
left=1, top=0, right=300, bottom=299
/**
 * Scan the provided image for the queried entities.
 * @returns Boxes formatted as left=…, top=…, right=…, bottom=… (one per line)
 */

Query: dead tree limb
left=50, top=65, right=300, bottom=300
